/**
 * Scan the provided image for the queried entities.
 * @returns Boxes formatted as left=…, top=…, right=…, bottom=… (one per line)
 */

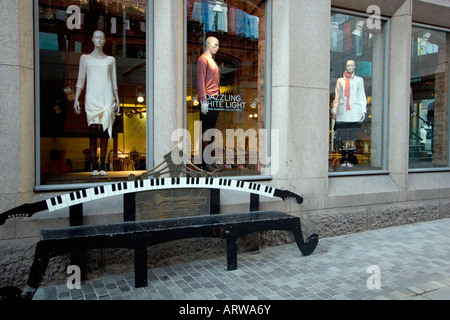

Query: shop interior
left=186, top=0, right=267, bottom=177
left=329, top=12, right=384, bottom=172
left=38, top=0, right=148, bottom=184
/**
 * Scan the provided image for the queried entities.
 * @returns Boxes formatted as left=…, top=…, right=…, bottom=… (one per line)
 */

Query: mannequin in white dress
left=74, top=30, right=120, bottom=176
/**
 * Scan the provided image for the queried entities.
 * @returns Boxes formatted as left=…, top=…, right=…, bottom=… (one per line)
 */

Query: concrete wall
left=1, top=0, right=450, bottom=288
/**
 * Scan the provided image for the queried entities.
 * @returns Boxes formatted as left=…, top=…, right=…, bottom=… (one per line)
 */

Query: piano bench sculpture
left=0, top=149, right=318, bottom=300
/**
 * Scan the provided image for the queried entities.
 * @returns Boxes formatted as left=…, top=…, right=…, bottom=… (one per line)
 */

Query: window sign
left=409, top=26, right=450, bottom=169
left=329, top=11, right=387, bottom=173
left=37, top=0, right=147, bottom=185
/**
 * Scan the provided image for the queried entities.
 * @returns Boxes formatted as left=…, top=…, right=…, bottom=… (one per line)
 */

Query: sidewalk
left=33, top=218, right=450, bottom=300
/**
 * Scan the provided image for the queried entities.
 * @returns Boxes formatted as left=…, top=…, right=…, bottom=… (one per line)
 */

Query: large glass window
left=409, top=26, right=450, bottom=170
left=329, top=11, right=387, bottom=173
left=186, top=0, right=268, bottom=177
left=37, top=0, right=148, bottom=186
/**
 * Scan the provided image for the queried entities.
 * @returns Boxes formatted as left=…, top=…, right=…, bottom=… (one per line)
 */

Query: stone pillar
left=271, top=0, right=331, bottom=210
left=431, top=33, right=449, bottom=166
left=0, top=0, right=35, bottom=216
left=388, top=0, right=413, bottom=197
left=153, top=0, right=185, bottom=164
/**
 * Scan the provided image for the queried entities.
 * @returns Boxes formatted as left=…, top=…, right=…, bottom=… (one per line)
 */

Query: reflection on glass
left=329, top=12, right=386, bottom=173
left=186, top=0, right=267, bottom=177
left=409, top=27, right=449, bottom=169
left=38, top=0, right=147, bottom=185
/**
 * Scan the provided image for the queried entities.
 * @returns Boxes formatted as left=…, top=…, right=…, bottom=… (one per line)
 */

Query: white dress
left=76, top=54, right=118, bottom=137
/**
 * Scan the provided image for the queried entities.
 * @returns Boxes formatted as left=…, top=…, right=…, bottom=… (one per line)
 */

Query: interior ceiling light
left=420, top=32, right=431, bottom=48
left=213, top=0, right=224, bottom=13
left=136, top=86, right=145, bottom=103
left=352, top=20, right=365, bottom=36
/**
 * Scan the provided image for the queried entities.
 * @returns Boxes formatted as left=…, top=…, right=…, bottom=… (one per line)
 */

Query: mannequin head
left=92, top=30, right=106, bottom=49
left=345, top=60, right=356, bottom=74
left=206, top=36, right=220, bottom=56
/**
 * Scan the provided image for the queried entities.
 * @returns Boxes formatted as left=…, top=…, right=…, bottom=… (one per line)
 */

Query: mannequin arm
left=114, top=89, right=120, bottom=114
left=74, top=86, right=83, bottom=114
left=359, top=113, right=366, bottom=123
left=74, top=55, right=86, bottom=114
left=201, top=101, right=208, bottom=115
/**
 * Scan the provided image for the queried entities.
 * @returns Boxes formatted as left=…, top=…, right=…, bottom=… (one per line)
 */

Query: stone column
left=152, top=0, right=185, bottom=164
left=0, top=0, right=35, bottom=215
left=388, top=0, right=413, bottom=197
left=271, top=0, right=331, bottom=210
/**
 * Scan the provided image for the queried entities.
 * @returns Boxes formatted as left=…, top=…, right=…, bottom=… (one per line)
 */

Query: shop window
left=409, top=26, right=450, bottom=170
left=186, top=0, right=268, bottom=177
left=329, top=11, right=387, bottom=173
left=37, top=0, right=148, bottom=186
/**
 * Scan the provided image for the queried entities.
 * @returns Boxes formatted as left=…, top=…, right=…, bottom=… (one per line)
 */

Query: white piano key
left=46, top=195, right=64, bottom=212
left=63, top=192, right=78, bottom=207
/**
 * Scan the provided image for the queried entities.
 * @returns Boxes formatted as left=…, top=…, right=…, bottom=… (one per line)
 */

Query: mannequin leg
left=200, top=111, right=219, bottom=171
left=89, top=124, right=100, bottom=173
left=99, top=130, right=109, bottom=174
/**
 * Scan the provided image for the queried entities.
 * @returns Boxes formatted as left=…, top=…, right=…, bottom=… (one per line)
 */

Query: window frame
left=408, top=22, right=450, bottom=173
left=34, top=0, right=154, bottom=191
left=329, top=8, right=390, bottom=177
left=183, top=0, right=273, bottom=181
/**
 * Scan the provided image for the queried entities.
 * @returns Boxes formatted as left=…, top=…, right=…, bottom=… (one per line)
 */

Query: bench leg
left=226, top=236, right=238, bottom=271
left=134, top=248, right=148, bottom=288
left=21, top=241, right=53, bottom=300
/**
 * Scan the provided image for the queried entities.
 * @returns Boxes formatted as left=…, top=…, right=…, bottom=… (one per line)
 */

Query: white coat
left=332, top=73, right=367, bottom=123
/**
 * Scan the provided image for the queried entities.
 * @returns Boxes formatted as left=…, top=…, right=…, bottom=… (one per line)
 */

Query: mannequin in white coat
left=331, top=60, right=367, bottom=167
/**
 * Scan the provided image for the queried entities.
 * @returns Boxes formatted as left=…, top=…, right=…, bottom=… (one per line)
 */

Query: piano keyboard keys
left=46, top=177, right=277, bottom=212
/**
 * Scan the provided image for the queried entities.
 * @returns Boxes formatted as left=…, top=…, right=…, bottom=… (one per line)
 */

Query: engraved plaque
left=135, top=189, right=210, bottom=221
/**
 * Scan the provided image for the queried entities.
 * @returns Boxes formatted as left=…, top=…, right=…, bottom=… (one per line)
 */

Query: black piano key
left=82, top=189, right=87, bottom=197
left=51, top=198, right=57, bottom=206
left=57, top=196, right=63, bottom=204
left=70, top=193, right=75, bottom=201
left=112, top=184, right=116, bottom=192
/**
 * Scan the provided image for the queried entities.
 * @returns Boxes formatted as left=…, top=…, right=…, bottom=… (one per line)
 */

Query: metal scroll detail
left=128, top=147, right=217, bottom=181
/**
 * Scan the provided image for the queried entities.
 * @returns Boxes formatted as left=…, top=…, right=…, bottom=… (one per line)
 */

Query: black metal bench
left=18, top=211, right=318, bottom=300
left=0, top=177, right=319, bottom=301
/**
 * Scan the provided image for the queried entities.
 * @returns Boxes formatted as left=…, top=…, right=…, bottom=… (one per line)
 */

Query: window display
left=329, top=11, right=386, bottom=173
left=186, top=0, right=267, bottom=177
left=37, top=0, right=147, bottom=185
left=409, top=26, right=450, bottom=169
